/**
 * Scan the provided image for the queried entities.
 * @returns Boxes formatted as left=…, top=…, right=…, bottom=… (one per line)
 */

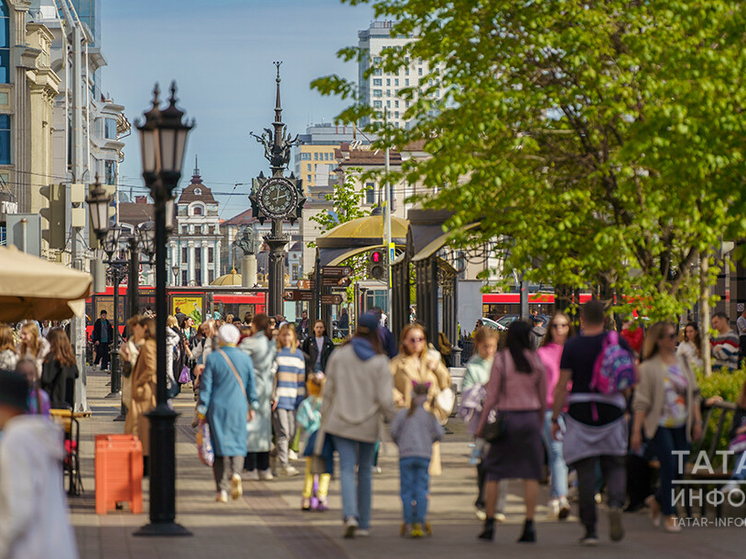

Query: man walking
left=711, top=311, right=739, bottom=371
left=551, top=300, right=629, bottom=546
left=92, top=310, right=114, bottom=372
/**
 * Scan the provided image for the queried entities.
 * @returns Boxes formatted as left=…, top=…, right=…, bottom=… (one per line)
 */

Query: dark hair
left=684, top=322, right=701, bottom=359
left=408, top=382, right=430, bottom=417
left=713, top=311, right=729, bottom=321
left=46, top=328, right=76, bottom=367
left=582, top=300, right=606, bottom=326
left=100, top=310, right=107, bottom=315
left=313, top=319, right=327, bottom=337
left=351, top=324, right=383, bottom=355
left=251, top=313, right=273, bottom=341
left=506, top=320, right=533, bottom=373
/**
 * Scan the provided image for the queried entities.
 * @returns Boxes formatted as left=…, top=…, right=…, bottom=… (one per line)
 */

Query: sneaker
left=316, top=499, right=329, bottom=512
left=664, top=515, right=682, bottom=533
left=495, top=513, right=507, bottom=523
left=230, top=473, right=243, bottom=500
left=216, top=490, right=228, bottom=503
left=645, top=495, right=661, bottom=528
left=558, top=497, right=571, bottom=520
left=374, top=466, right=382, bottom=474
left=411, top=523, right=424, bottom=538
left=301, top=497, right=311, bottom=511
left=548, top=499, right=560, bottom=519
left=344, top=516, right=358, bottom=539
left=289, top=450, right=298, bottom=461
left=609, top=507, right=624, bottom=542
left=475, top=508, right=487, bottom=521
left=580, top=532, right=599, bottom=546
left=245, top=469, right=259, bottom=481
left=594, top=493, right=602, bottom=504
left=258, top=469, right=274, bottom=481
left=357, top=529, right=370, bottom=537
left=281, top=465, right=300, bottom=477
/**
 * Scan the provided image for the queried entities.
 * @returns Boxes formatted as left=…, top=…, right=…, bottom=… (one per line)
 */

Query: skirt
left=483, top=410, right=543, bottom=481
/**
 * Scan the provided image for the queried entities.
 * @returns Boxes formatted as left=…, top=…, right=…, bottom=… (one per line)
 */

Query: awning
left=316, top=215, right=409, bottom=268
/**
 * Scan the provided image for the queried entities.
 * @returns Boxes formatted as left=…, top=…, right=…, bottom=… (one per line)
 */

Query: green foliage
left=696, top=369, right=746, bottom=466
left=312, top=0, right=746, bottom=323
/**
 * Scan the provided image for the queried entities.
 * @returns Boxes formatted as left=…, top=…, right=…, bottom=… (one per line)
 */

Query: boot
left=478, top=518, right=495, bottom=541
left=517, top=519, right=535, bottom=543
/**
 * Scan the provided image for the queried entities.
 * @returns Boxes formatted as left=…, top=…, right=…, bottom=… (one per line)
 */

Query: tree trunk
left=700, top=252, right=712, bottom=377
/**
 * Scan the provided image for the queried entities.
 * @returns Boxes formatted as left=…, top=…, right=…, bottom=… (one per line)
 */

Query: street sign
left=283, top=290, right=313, bottom=302
left=321, top=294, right=343, bottom=305
left=323, top=276, right=351, bottom=288
left=297, top=280, right=312, bottom=289
left=322, top=265, right=353, bottom=278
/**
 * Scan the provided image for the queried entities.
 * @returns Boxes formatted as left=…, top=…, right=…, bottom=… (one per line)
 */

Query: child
left=391, top=382, right=444, bottom=538
left=272, top=324, right=305, bottom=476
left=296, top=373, right=333, bottom=511
left=461, top=327, right=507, bottom=522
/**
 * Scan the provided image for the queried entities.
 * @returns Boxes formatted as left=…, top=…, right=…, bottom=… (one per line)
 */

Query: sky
left=101, top=0, right=375, bottom=219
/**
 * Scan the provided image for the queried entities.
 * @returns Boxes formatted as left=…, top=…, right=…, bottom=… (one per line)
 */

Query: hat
left=218, top=324, right=240, bottom=345
left=0, top=369, right=30, bottom=413
left=359, top=312, right=379, bottom=332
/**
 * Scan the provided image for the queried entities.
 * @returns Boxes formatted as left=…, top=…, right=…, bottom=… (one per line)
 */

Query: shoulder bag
left=482, top=352, right=508, bottom=443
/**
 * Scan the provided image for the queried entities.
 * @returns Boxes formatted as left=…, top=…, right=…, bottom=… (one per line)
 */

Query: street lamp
left=100, top=226, right=127, bottom=405
left=134, top=82, right=193, bottom=538
left=86, top=175, right=112, bottom=241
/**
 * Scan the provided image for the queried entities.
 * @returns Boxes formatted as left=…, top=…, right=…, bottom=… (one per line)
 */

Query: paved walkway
left=69, top=369, right=745, bottom=559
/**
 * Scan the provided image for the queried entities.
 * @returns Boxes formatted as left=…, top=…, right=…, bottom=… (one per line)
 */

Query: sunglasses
left=408, top=337, right=425, bottom=343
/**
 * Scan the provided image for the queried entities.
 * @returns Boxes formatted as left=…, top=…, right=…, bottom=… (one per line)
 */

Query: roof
left=222, top=208, right=257, bottom=227
left=336, top=144, right=403, bottom=166
left=177, top=167, right=216, bottom=204
left=119, top=201, right=154, bottom=227
left=211, top=269, right=242, bottom=286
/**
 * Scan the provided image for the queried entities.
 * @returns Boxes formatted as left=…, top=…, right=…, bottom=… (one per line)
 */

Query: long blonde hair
left=0, top=324, right=15, bottom=353
left=277, top=323, right=298, bottom=350
left=19, top=322, right=40, bottom=357
left=399, top=324, right=429, bottom=358
left=643, top=321, right=674, bottom=361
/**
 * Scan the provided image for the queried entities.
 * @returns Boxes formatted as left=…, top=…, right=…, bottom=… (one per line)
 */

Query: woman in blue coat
left=198, top=324, right=259, bottom=502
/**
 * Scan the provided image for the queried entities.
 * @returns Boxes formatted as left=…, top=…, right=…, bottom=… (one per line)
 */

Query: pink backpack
left=591, top=331, right=637, bottom=394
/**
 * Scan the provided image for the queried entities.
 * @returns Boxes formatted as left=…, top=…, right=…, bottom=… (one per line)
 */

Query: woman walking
left=239, top=313, right=277, bottom=480
left=475, top=320, right=546, bottom=543
left=125, top=316, right=157, bottom=474
left=301, top=320, right=335, bottom=375
left=41, top=328, right=79, bottom=410
left=390, top=323, right=451, bottom=475
left=18, top=321, right=49, bottom=377
left=198, top=324, right=259, bottom=502
left=318, top=313, right=397, bottom=538
left=631, top=321, right=702, bottom=532
left=272, top=324, right=305, bottom=477
left=537, top=312, right=573, bottom=520
left=677, top=322, right=703, bottom=371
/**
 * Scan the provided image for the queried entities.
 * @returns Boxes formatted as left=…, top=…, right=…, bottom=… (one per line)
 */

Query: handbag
left=482, top=353, right=508, bottom=443
left=178, top=364, right=190, bottom=384
left=436, top=387, right=455, bottom=417
left=196, top=422, right=215, bottom=467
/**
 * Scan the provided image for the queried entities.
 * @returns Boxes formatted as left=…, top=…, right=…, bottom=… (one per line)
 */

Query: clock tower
left=249, top=62, right=306, bottom=317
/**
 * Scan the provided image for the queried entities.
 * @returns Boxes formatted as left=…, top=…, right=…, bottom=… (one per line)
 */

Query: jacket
left=301, top=335, right=335, bottom=373
left=124, top=339, right=157, bottom=456
left=92, top=317, right=114, bottom=344
left=40, top=357, right=79, bottom=409
left=273, top=347, right=306, bottom=411
left=391, top=406, right=445, bottom=459
left=0, top=415, right=79, bottom=559
left=463, top=354, right=493, bottom=390
left=0, top=348, right=17, bottom=371
left=318, top=342, right=397, bottom=445
left=239, top=332, right=276, bottom=452
left=390, top=351, right=452, bottom=422
left=632, top=353, right=701, bottom=441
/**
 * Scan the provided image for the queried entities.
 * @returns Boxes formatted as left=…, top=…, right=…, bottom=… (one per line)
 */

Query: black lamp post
left=133, top=82, right=193, bottom=537
left=101, top=225, right=127, bottom=401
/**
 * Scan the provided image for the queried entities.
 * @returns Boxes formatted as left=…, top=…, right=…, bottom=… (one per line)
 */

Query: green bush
left=695, top=368, right=746, bottom=466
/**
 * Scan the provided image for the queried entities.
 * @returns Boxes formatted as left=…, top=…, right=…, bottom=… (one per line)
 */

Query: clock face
left=258, top=177, right=298, bottom=218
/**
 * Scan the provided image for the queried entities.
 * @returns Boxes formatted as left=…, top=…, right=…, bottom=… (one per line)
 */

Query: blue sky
left=101, top=0, right=375, bottom=219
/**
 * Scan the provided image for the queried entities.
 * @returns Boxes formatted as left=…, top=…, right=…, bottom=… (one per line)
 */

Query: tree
left=313, top=0, right=746, bottom=330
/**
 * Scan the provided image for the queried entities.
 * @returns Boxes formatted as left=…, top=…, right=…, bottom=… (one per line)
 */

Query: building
left=169, top=162, right=222, bottom=286
left=357, top=20, right=442, bottom=130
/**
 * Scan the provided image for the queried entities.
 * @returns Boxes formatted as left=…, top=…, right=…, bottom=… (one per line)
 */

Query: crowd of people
left=4, top=300, right=746, bottom=554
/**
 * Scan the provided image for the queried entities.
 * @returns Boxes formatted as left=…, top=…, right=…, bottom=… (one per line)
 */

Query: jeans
left=213, top=456, right=244, bottom=493
left=542, top=410, right=569, bottom=499
left=651, top=425, right=688, bottom=515
left=95, top=342, right=110, bottom=370
left=574, top=455, right=626, bottom=534
left=272, top=408, right=297, bottom=468
left=399, top=457, right=430, bottom=524
left=332, top=435, right=375, bottom=529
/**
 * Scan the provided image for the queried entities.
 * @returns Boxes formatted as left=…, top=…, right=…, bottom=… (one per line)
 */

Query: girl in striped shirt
left=272, top=324, right=306, bottom=476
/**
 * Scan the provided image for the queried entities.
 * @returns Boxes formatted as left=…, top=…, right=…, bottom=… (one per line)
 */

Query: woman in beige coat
left=390, top=323, right=451, bottom=475
left=124, top=317, right=157, bottom=474
left=631, top=321, right=702, bottom=533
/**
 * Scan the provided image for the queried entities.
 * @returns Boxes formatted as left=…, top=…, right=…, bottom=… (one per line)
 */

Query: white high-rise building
left=358, top=20, right=441, bottom=130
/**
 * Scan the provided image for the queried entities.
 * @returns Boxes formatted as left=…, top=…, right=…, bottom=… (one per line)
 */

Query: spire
left=273, top=61, right=282, bottom=126
left=194, top=154, right=199, bottom=176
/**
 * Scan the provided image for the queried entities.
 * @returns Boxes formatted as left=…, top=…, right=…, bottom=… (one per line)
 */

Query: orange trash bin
left=95, top=434, right=143, bottom=515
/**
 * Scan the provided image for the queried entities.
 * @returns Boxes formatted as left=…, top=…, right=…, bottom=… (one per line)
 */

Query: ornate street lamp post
left=134, top=82, right=193, bottom=537
left=100, top=225, right=127, bottom=401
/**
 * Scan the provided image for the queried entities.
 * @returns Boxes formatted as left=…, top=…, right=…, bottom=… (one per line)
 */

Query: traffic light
left=368, top=249, right=385, bottom=280
left=40, top=183, right=65, bottom=250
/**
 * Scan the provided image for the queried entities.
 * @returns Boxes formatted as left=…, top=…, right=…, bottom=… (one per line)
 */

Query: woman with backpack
left=475, top=320, right=546, bottom=543
left=631, top=321, right=702, bottom=532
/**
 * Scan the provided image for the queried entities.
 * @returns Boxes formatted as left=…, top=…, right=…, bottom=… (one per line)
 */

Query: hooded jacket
left=317, top=340, right=397, bottom=446
left=0, top=415, right=79, bottom=559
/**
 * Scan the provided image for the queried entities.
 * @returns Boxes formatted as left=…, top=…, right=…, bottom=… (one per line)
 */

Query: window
left=373, top=78, right=382, bottom=86
left=182, top=225, right=188, bottom=234
left=373, top=56, right=382, bottom=64
left=195, top=250, right=202, bottom=285
left=365, top=182, right=375, bottom=204
left=395, top=100, right=399, bottom=108
left=181, top=270, right=188, bottom=285
left=387, top=100, right=391, bottom=108
left=193, top=206, right=202, bottom=215
left=386, top=78, right=390, bottom=86
left=300, top=152, right=311, bottom=160
left=395, top=79, right=399, bottom=86
left=292, top=265, right=299, bottom=281
left=0, top=3, right=8, bottom=84
left=195, top=225, right=202, bottom=234
left=405, top=68, right=409, bottom=76
left=194, top=187, right=201, bottom=195
left=386, top=89, right=391, bottom=97
left=314, top=152, right=318, bottom=160
left=0, top=114, right=9, bottom=165
left=104, top=160, right=116, bottom=185
left=374, top=68, right=382, bottom=76
left=307, top=174, right=311, bottom=183
left=104, top=118, right=117, bottom=139
left=208, top=226, right=214, bottom=235
left=208, top=269, right=214, bottom=284
left=405, top=79, right=409, bottom=86
left=373, top=89, right=382, bottom=98
left=208, top=247, right=214, bottom=263
left=307, top=163, right=311, bottom=172
left=418, top=67, right=423, bottom=76
left=182, top=247, right=188, bottom=261
left=373, top=100, right=382, bottom=108
left=395, top=111, right=399, bottom=119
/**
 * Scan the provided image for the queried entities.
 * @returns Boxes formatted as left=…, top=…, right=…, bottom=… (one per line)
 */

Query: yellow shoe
left=411, top=523, right=424, bottom=538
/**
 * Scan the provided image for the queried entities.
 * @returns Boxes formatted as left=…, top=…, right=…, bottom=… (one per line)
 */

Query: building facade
left=169, top=164, right=222, bottom=286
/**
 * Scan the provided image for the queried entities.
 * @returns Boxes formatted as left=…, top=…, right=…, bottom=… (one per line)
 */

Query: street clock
left=249, top=173, right=305, bottom=225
